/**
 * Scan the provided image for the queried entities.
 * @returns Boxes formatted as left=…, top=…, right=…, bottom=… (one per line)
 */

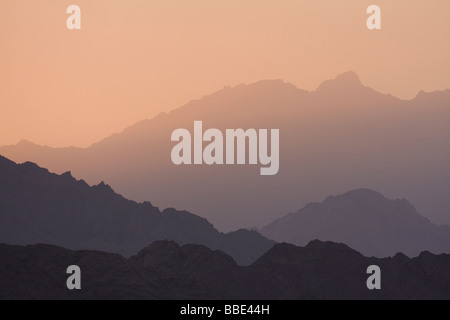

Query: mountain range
left=2, top=240, right=450, bottom=300
left=2, top=72, right=450, bottom=231
left=2, top=154, right=450, bottom=261
left=262, top=189, right=450, bottom=257
left=0, top=155, right=274, bottom=266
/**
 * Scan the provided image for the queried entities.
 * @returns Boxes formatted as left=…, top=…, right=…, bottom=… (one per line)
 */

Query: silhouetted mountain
left=2, top=72, right=450, bottom=230
left=0, top=155, right=274, bottom=265
left=1, top=240, right=450, bottom=299
left=262, top=189, right=450, bottom=257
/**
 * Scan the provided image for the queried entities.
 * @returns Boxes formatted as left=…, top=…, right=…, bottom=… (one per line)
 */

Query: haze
left=1, top=0, right=449, bottom=147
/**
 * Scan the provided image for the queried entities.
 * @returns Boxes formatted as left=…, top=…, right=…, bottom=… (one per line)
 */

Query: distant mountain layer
left=0, top=155, right=274, bottom=265
left=262, top=189, right=450, bottom=257
left=1, top=72, right=450, bottom=230
left=1, top=240, right=450, bottom=300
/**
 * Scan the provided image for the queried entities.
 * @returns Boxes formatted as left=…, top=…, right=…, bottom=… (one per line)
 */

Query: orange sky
left=1, top=0, right=449, bottom=147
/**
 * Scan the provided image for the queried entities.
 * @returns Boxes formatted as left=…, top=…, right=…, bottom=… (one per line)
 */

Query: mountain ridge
left=1, top=72, right=450, bottom=230
left=3, top=71, right=437, bottom=150
left=261, top=188, right=450, bottom=258
left=2, top=240, right=450, bottom=299
left=0, top=155, right=274, bottom=265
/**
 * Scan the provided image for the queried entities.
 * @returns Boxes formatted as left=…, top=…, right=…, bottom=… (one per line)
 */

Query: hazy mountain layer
left=1, top=72, right=450, bottom=230
left=262, top=189, right=450, bottom=257
left=0, top=155, right=274, bottom=265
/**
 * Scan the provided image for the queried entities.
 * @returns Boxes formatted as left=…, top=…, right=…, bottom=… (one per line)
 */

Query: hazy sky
left=1, top=0, right=449, bottom=147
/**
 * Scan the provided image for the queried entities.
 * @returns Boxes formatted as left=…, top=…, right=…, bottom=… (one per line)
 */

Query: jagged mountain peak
left=316, top=71, right=364, bottom=92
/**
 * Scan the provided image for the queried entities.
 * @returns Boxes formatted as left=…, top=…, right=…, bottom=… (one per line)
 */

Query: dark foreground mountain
left=1, top=240, right=450, bottom=300
left=262, top=189, right=450, bottom=258
left=0, top=155, right=273, bottom=265
left=2, top=72, right=450, bottom=230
